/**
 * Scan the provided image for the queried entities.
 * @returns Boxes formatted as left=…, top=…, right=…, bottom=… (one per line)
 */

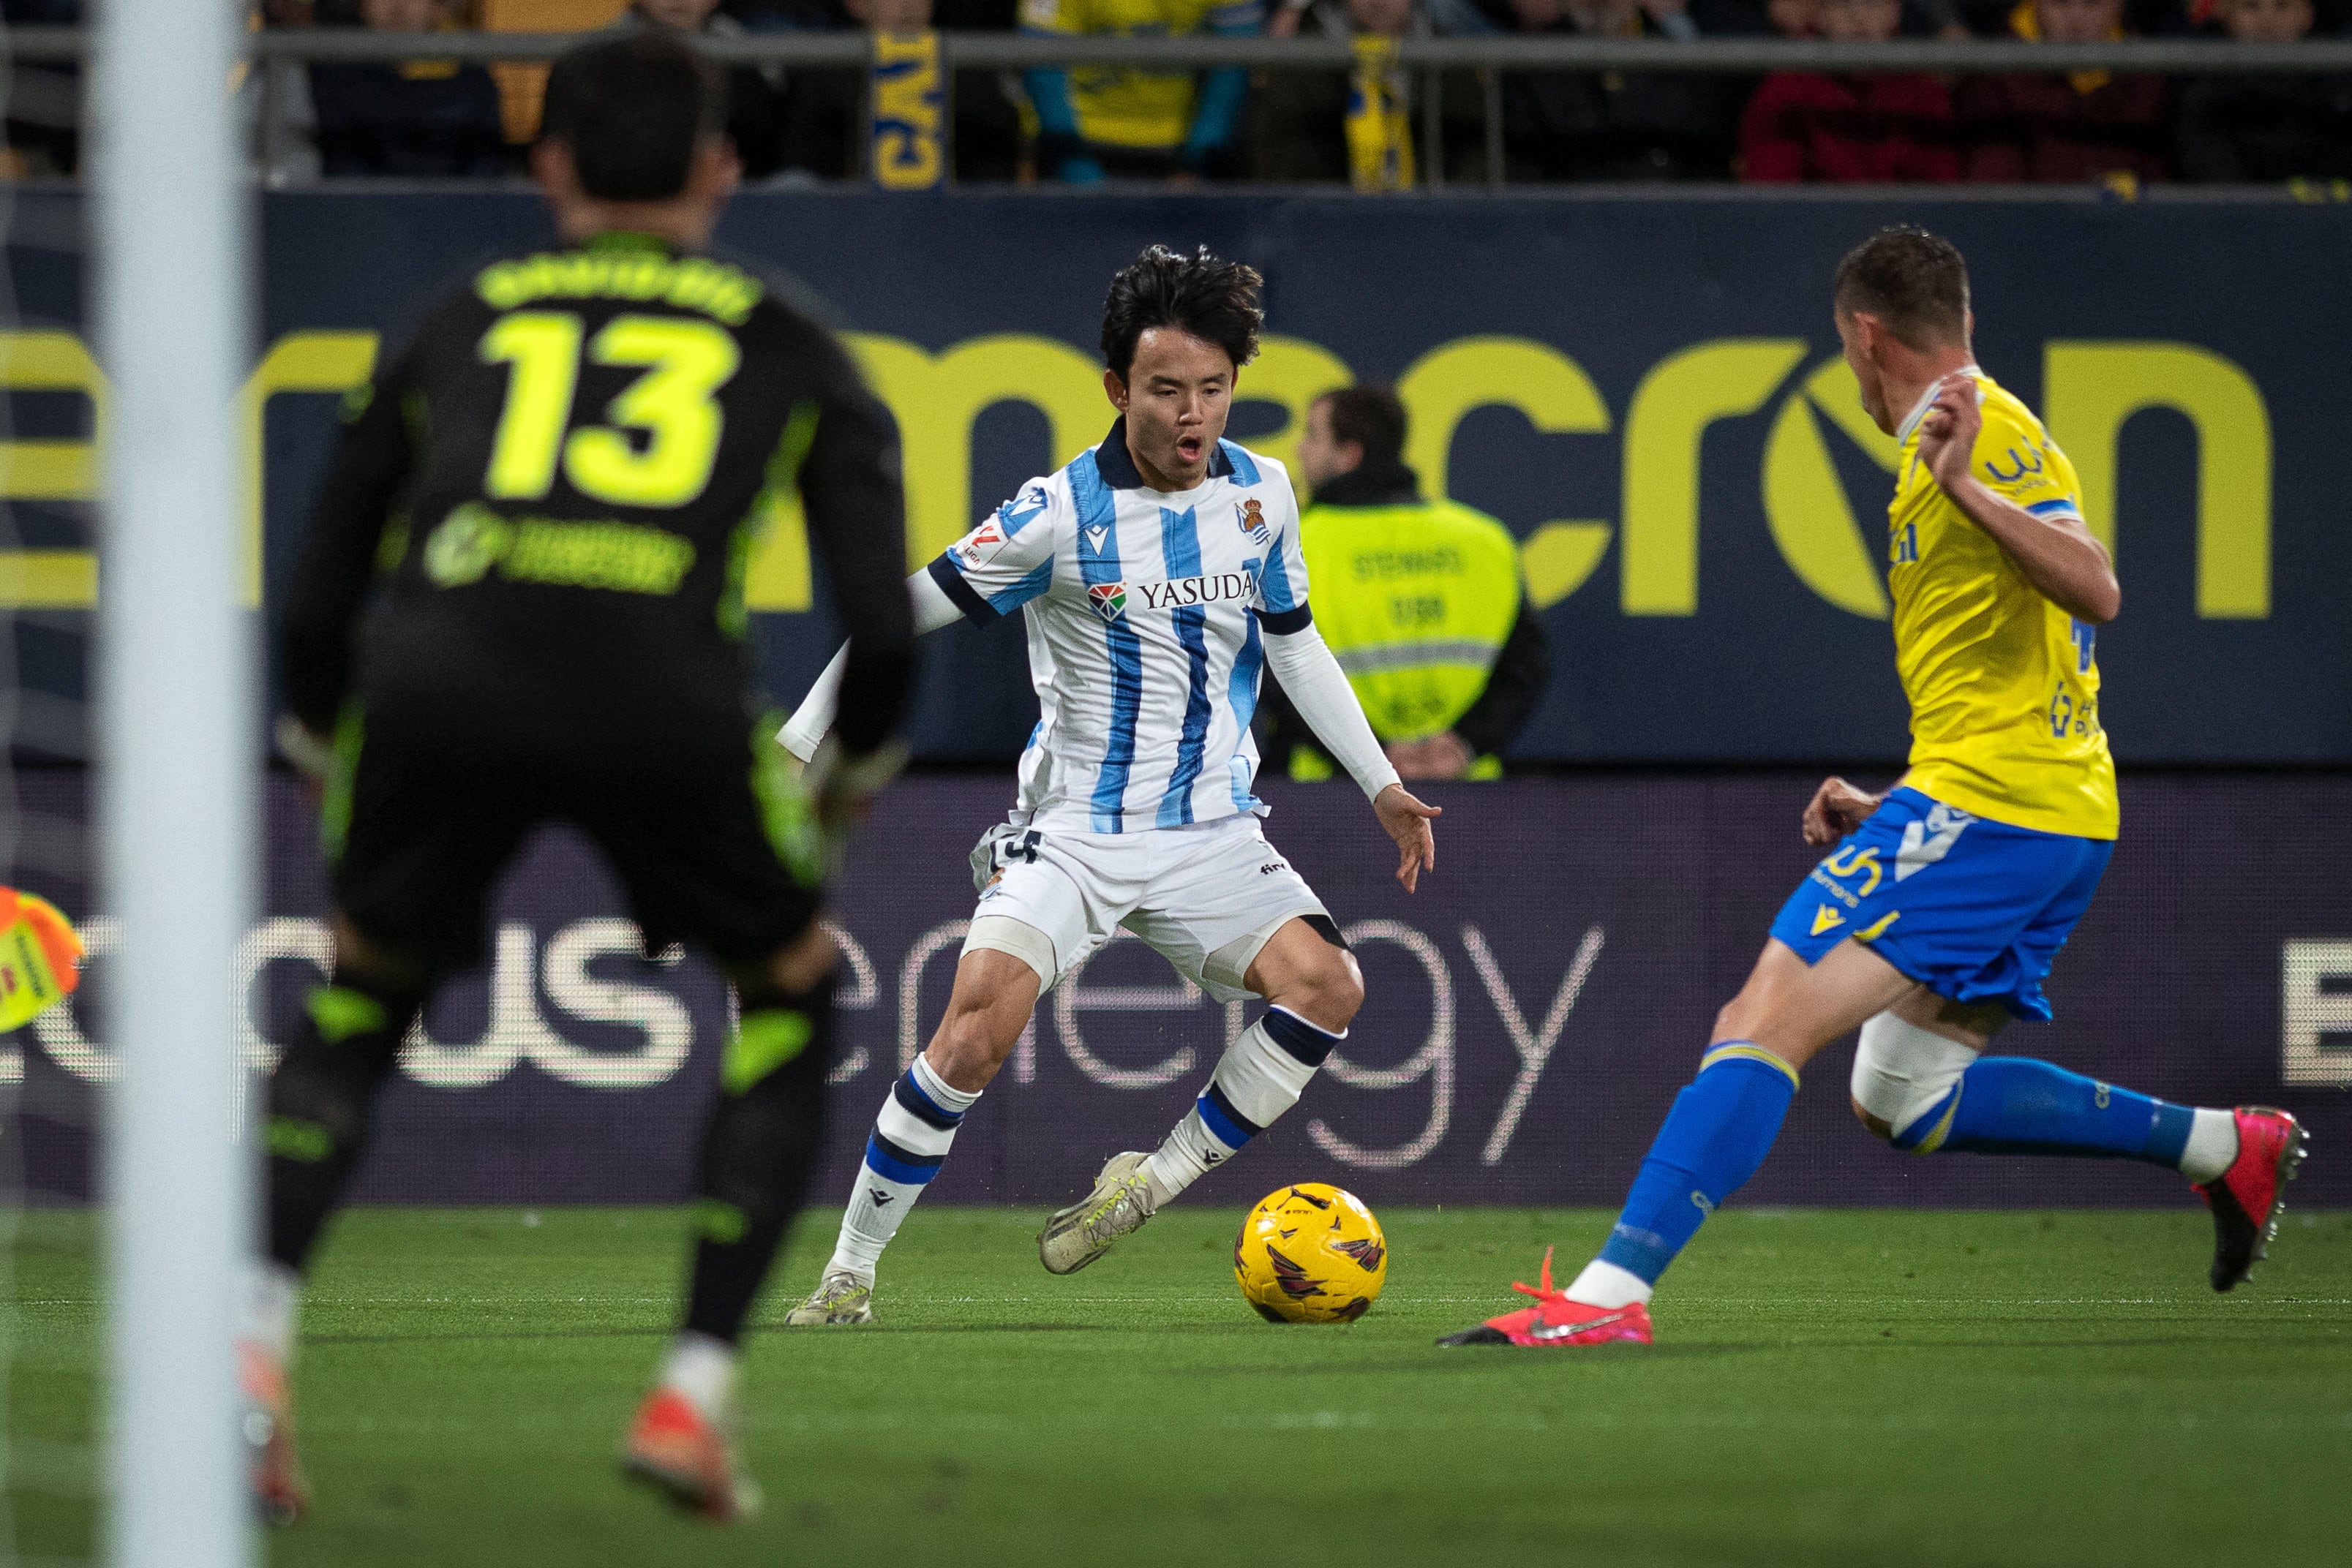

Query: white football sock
left=827, top=1055, right=979, bottom=1281
left=1566, top=1259, right=1654, bottom=1310
left=239, top=1259, right=303, bottom=1365
left=658, top=1331, right=737, bottom=1422
left=2179, top=1107, right=2239, bottom=1186
left=1142, top=1008, right=1338, bottom=1208
left=1142, top=1111, right=1227, bottom=1208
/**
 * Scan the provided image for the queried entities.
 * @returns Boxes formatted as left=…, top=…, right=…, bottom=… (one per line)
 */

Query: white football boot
left=1037, top=1151, right=1157, bottom=1275
left=783, top=1270, right=873, bottom=1327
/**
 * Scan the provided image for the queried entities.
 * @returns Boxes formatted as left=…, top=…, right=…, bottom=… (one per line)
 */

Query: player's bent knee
left=963, top=914, right=1056, bottom=995
left=1849, top=1011, right=1980, bottom=1150
left=1318, top=948, right=1367, bottom=1024
left=1258, top=940, right=1362, bottom=1032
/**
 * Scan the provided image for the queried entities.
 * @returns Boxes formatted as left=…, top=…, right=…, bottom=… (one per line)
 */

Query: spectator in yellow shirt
left=1021, top=0, right=1263, bottom=181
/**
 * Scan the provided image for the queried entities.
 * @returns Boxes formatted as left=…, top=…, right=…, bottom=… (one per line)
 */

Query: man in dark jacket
left=2176, top=0, right=2352, bottom=181
left=612, top=0, right=790, bottom=177
left=1500, top=0, right=1735, bottom=181
left=309, top=0, right=510, bottom=177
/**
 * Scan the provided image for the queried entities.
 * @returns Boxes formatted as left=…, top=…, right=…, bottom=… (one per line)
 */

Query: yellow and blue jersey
left=1021, top=0, right=1262, bottom=154
left=1887, top=369, right=2119, bottom=841
left=1769, top=369, right=2120, bottom=1017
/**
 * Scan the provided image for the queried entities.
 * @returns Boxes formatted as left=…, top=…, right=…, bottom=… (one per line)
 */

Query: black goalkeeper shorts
left=320, top=698, right=822, bottom=973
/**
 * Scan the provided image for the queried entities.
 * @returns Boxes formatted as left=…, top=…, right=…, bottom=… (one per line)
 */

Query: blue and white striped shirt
left=928, top=420, right=1310, bottom=834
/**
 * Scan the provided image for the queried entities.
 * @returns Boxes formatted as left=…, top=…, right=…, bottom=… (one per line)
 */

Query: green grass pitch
left=11, top=1204, right=2351, bottom=1567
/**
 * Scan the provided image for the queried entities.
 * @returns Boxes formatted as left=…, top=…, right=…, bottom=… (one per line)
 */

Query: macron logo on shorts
left=1895, top=802, right=1974, bottom=882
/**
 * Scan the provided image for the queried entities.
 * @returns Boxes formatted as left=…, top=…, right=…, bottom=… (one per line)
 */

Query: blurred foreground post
left=92, top=1, right=256, bottom=1566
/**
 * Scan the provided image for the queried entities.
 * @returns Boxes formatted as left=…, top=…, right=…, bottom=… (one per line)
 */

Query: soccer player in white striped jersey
left=777, top=245, right=1441, bottom=1324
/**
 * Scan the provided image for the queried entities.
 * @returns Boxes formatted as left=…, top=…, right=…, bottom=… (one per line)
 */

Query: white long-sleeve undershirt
left=779, top=568, right=958, bottom=761
left=1261, top=622, right=1399, bottom=803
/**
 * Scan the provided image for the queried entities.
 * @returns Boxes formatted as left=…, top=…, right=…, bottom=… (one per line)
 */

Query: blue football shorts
left=1767, top=786, right=2113, bottom=1021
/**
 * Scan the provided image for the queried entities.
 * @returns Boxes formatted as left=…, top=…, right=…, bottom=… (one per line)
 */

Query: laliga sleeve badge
left=0, top=888, right=82, bottom=1031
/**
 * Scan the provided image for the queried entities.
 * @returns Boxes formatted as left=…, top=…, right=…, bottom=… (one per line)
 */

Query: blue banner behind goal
left=4, top=189, right=2350, bottom=764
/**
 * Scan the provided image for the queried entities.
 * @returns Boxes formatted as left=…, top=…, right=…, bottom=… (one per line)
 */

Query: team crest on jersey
left=1236, top=498, right=1269, bottom=545
left=1087, top=581, right=1129, bottom=622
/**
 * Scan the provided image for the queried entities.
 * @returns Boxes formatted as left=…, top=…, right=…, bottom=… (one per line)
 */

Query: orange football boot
left=620, top=1386, right=760, bottom=1522
left=1436, top=1246, right=1654, bottom=1347
left=2197, top=1107, right=2309, bottom=1292
left=240, top=1340, right=309, bottom=1526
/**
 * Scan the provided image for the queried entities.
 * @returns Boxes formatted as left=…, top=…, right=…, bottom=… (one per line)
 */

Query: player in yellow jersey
left=1443, top=226, right=2308, bottom=1350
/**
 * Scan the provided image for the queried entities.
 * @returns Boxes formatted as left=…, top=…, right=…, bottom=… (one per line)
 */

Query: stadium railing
left=8, top=28, right=2352, bottom=189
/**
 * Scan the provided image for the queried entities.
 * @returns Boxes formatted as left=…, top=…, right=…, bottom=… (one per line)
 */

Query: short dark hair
left=1100, top=246, right=1264, bottom=380
left=1316, top=384, right=1407, bottom=468
left=1833, top=226, right=1970, bottom=350
left=541, top=34, right=726, bottom=203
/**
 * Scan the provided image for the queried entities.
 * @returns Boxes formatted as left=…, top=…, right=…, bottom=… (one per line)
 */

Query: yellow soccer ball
left=1233, top=1183, right=1388, bottom=1324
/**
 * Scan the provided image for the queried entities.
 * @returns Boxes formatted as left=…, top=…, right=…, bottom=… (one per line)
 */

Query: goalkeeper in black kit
left=249, top=34, right=914, bottom=1525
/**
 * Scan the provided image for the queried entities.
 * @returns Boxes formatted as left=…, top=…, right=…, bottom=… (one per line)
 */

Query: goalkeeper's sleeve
left=1261, top=619, right=1399, bottom=804
left=279, top=340, right=418, bottom=736
left=778, top=567, right=961, bottom=761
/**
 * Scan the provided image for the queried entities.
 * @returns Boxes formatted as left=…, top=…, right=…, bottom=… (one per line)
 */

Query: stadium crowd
left=4, top=0, right=2350, bottom=183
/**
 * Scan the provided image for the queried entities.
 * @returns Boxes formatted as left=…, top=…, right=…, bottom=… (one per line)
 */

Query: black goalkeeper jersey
left=280, top=230, right=914, bottom=763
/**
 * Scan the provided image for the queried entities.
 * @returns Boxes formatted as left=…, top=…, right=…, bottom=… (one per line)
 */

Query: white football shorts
left=961, top=814, right=1329, bottom=1003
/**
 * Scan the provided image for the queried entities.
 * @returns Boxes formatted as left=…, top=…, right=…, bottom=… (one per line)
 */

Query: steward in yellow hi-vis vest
left=1264, top=386, right=1549, bottom=782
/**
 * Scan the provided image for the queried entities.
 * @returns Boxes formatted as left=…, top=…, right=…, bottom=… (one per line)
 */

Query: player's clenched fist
left=1801, top=775, right=1882, bottom=846
left=1915, top=369, right=1982, bottom=494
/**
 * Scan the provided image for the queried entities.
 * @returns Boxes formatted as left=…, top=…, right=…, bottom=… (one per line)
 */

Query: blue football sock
left=1596, top=1044, right=1799, bottom=1286
left=1895, top=1055, right=2194, bottom=1165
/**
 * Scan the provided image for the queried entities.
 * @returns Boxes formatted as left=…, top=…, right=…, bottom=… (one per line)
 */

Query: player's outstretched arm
left=776, top=567, right=963, bottom=763
left=785, top=469, right=1065, bottom=764
left=278, top=343, right=421, bottom=750
left=1917, top=372, right=2122, bottom=625
left=1260, top=619, right=1442, bottom=892
left=794, top=337, right=920, bottom=758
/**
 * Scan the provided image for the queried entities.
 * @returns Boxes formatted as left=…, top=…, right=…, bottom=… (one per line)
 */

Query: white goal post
left=91, top=2, right=255, bottom=1566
